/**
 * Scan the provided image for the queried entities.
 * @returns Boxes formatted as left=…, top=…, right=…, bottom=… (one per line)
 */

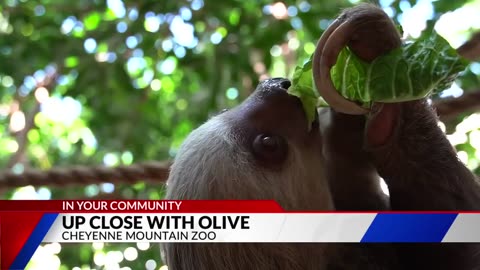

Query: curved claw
left=313, top=19, right=369, bottom=115
left=312, top=4, right=402, bottom=115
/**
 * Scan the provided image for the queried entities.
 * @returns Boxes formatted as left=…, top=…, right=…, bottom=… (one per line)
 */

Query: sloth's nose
left=270, top=77, right=291, bottom=90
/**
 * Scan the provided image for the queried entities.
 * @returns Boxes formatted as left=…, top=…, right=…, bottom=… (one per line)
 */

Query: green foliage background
left=0, top=0, right=479, bottom=269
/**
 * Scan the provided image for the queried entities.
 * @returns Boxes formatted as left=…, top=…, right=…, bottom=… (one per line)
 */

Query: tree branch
left=457, top=32, right=480, bottom=61
left=434, top=90, right=480, bottom=122
left=6, top=70, right=59, bottom=168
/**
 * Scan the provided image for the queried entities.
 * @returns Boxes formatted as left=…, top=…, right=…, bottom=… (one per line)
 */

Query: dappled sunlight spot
left=126, top=35, right=139, bottom=49
left=107, top=0, right=126, bottom=18
left=170, top=16, right=197, bottom=48
left=34, top=5, right=46, bottom=16
left=25, top=244, right=61, bottom=270
left=104, top=152, right=120, bottom=166
left=157, top=57, right=177, bottom=75
left=3, top=139, right=18, bottom=153
left=210, top=32, right=223, bottom=44
left=117, top=21, right=127, bottom=33
left=290, top=17, right=303, bottom=29
left=40, top=96, right=82, bottom=126
left=298, top=1, right=311, bottom=13
left=180, top=7, right=193, bottom=21
left=159, top=264, right=169, bottom=270
left=126, top=57, right=146, bottom=76
left=287, top=6, right=298, bottom=17
left=438, top=121, right=446, bottom=133
left=0, top=104, right=9, bottom=117
left=12, top=163, right=24, bottom=174
left=93, top=242, right=104, bottom=250
left=30, top=144, right=46, bottom=161
left=440, top=82, right=464, bottom=98
left=145, top=12, right=161, bottom=33
left=2, top=75, right=13, bottom=87
left=34, top=87, right=49, bottom=103
left=151, top=79, right=162, bottom=91
left=34, top=69, right=46, bottom=82
left=121, top=151, right=134, bottom=164
left=145, top=259, right=157, bottom=270
left=190, top=0, right=204, bottom=11
left=174, top=46, right=187, bottom=58
left=61, top=16, right=76, bottom=35
left=288, top=38, right=300, bottom=51
left=48, top=242, right=62, bottom=254
left=136, top=242, right=150, bottom=250
left=162, top=39, right=174, bottom=52
left=382, top=6, right=395, bottom=17
left=9, top=110, right=25, bottom=132
left=95, top=52, right=117, bottom=63
left=85, top=184, right=100, bottom=197
left=470, top=62, right=480, bottom=75
left=11, top=186, right=38, bottom=199
left=469, top=130, right=480, bottom=151
left=270, top=2, right=288, bottom=20
left=94, top=251, right=106, bottom=266
left=397, top=0, right=434, bottom=38
left=80, top=127, right=98, bottom=149
left=24, top=75, right=37, bottom=89
left=447, top=131, right=468, bottom=146
left=107, top=250, right=124, bottom=264
left=303, top=42, right=315, bottom=55
left=129, top=8, right=139, bottom=21
left=226, top=87, right=239, bottom=100
left=176, top=99, right=188, bottom=110
left=456, top=113, right=480, bottom=134
left=0, top=12, right=13, bottom=34
left=123, top=247, right=138, bottom=261
left=458, top=150, right=469, bottom=165
left=435, top=0, right=480, bottom=48
left=37, top=187, right=52, bottom=199
left=379, top=0, right=394, bottom=9
left=270, top=45, right=282, bottom=57
left=143, top=69, right=154, bottom=84
left=84, top=38, right=97, bottom=53
left=101, top=183, right=115, bottom=193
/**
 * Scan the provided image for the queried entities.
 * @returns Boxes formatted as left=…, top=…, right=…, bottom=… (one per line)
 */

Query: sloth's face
left=224, top=78, right=321, bottom=170
left=167, top=78, right=332, bottom=210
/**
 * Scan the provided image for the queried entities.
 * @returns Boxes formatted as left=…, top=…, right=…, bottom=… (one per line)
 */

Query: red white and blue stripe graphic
left=1, top=200, right=480, bottom=270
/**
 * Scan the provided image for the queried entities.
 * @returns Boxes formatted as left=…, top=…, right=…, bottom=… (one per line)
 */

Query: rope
left=0, top=161, right=171, bottom=189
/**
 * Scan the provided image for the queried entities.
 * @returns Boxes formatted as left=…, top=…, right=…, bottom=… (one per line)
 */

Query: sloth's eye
left=252, top=134, right=288, bottom=165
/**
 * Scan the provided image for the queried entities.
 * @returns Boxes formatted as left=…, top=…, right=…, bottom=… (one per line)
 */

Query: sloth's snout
left=270, top=77, right=291, bottom=90
left=260, top=77, right=291, bottom=92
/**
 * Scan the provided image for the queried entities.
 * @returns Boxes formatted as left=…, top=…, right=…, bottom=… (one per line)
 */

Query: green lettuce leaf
left=288, top=31, right=468, bottom=125
left=287, top=58, right=319, bottom=126
left=331, top=32, right=468, bottom=104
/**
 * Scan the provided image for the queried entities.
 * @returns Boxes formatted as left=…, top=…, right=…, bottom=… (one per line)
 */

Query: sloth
left=163, top=77, right=398, bottom=270
left=163, top=4, right=480, bottom=270
left=162, top=78, right=480, bottom=270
